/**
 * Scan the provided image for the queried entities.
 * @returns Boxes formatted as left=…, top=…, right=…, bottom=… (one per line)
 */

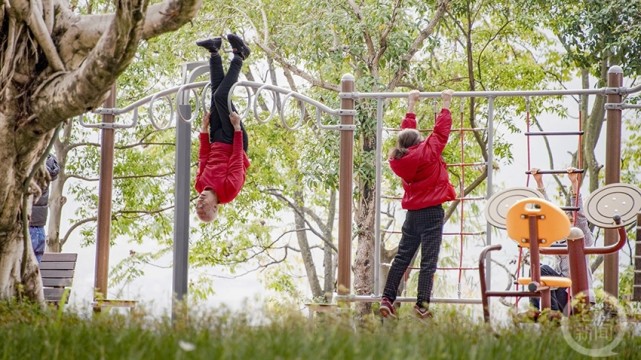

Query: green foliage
left=545, top=0, right=641, bottom=75
left=61, top=0, right=641, bottom=303
left=2, top=302, right=641, bottom=359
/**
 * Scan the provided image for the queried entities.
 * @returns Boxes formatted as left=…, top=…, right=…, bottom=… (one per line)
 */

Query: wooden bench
left=39, top=253, right=77, bottom=304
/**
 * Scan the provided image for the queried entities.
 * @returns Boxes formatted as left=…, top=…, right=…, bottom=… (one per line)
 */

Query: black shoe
left=227, top=34, right=251, bottom=60
left=196, top=37, right=222, bottom=53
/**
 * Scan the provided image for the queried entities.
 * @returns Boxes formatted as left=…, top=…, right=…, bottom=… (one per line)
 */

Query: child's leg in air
left=196, top=37, right=224, bottom=142
left=213, top=34, right=250, bottom=152
left=207, top=51, right=225, bottom=142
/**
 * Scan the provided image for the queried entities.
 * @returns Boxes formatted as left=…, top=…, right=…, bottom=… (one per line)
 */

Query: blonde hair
left=389, top=129, right=422, bottom=159
left=196, top=194, right=219, bottom=223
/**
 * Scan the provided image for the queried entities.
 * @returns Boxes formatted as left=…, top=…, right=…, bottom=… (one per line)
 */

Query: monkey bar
left=80, top=63, right=639, bottom=317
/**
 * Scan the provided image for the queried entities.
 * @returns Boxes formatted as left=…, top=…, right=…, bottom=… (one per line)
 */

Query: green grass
left=1, top=301, right=640, bottom=360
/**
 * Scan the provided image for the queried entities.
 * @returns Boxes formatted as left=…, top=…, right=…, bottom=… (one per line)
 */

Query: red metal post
left=604, top=66, right=623, bottom=297
left=634, top=214, right=641, bottom=301
left=337, top=74, right=355, bottom=296
left=567, top=236, right=589, bottom=303
left=528, top=215, right=541, bottom=285
left=94, top=84, right=116, bottom=302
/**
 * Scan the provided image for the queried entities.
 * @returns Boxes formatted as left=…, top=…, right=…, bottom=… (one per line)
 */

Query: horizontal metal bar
left=525, top=169, right=585, bottom=175
left=620, top=103, right=641, bottom=109
left=454, top=196, right=486, bottom=201
left=380, top=195, right=402, bottom=200
left=340, top=88, right=606, bottom=100
left=381, top=230, right=485, bottom=236
left=443, top=231, right=486, bottom=236
left=560, top=206, right=580, bottom=211
left=447, top=162, right=487, bottom=167
left=524, top=131, right=584, bottom=136
left=485, top=291, right=540, bottom=297
left=384, top=127, right=485, bottom=132
left=334, top=294, right=482, bottom=304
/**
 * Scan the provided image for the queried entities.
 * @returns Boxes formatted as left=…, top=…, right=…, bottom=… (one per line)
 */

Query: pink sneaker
left=379, top=297, right=397, bottom=319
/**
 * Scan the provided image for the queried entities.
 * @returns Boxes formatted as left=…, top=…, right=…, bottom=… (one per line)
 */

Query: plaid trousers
left=383, top=205, right=444, bottom=307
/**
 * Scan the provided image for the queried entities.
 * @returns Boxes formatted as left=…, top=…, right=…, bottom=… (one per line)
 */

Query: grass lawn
left=1, top=301, right=639, bottom=359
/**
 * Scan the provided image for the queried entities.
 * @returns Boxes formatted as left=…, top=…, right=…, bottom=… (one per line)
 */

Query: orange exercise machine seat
left=505, top=198, right=571, bottom=247
left=517, top=276, right=572, bottom=288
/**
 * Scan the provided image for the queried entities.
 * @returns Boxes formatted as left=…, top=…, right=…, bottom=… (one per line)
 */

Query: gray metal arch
left=79, top=62, right=355, bottom=318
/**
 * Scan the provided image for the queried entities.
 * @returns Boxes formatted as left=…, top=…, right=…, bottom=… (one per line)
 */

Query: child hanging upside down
left=194, top=34, right=252, bottom=222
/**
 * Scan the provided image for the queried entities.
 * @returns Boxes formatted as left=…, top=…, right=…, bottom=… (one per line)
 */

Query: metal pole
left=604, top=65, right=623, bottom=297
left=337, top=74, right=355, bottom=296
left=94, top=83, right=116, bottom=303
left=348, top=88, right=605, bottom=99
left=485, top=97, right=495, bottom=287
left=634, top=213, right=641, bottom=301
left=172, top=62, right=205, bottom=317
left=374, top=98, right=383, bottom=296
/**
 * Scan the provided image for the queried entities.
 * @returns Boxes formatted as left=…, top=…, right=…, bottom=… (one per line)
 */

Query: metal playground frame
left=83, top=62, right=641, bottom=316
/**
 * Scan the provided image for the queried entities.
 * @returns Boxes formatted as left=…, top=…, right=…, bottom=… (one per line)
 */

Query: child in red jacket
left=194, top=34, right=251, bottom=222
left=379, top=89, right=456, bottom=319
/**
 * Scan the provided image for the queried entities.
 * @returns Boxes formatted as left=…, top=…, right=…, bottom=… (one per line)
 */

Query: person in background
left=529, top=167, right=594, bottom=312
left=30, top=153, right=60, bottom=263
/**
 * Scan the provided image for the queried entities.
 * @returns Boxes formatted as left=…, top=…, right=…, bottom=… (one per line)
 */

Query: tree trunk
left=46, top=176, right=65, bottom=253
left=46, top=125, right=71, bottom=253
left=323, top=190, right=337, bottom=302
left=353, top=112, right=376, bottom=316
left=354, top=184, right=375, bottom=316
left=0, top=0, right=201, bottom=302
left=584, top=64, right=608, bottom=192
left=293, top=190, right=323, bottom=299
left=0, top=223, right=44, bottom=302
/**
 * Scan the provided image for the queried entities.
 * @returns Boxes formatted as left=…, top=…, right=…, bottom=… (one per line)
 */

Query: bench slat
left=38, top=253, right=77, bottom=304
left=42, top=278, right=73, bottom=287
left=39, top=261, right=76, bottom=270
left=41, top=253, right=78, bottom=262
left=43, top=288, right=66, bottom=302
left=40, top=269, right=74, bottom=278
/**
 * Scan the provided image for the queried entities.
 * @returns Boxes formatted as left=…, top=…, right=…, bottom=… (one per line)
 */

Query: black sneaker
left=227, top=34, right=251, bottom=60
left=196, top=37, right=222, bottom=53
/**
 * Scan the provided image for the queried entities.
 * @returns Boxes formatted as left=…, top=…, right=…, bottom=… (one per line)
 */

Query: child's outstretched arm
left=401, top=90, right=420, bottom=129
left=426, top=90, right=454, bottom=156
left=195, top=112, right=211, bottom=193
left=201, top=111, right=210, bottom=134
left=226, top=111, right=246, bottom=186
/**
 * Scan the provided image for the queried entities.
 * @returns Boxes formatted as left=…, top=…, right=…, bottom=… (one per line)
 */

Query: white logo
left=561, top=292, right=628, bottom=357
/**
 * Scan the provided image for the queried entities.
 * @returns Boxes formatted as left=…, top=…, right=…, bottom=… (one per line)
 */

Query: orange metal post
left=94, top=84, right=116, bottom=302
left=604, top=66, right=623, bottom=297
left=337, top=74, right=355, bottom=296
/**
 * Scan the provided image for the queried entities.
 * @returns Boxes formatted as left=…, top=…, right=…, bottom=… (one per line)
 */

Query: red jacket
left=389, top=109, right=456, bottom=210
left=195, top=131, right=250, bottom=204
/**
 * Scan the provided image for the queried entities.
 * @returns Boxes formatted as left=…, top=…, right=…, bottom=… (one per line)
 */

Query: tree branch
left=67, top=172, right=174, bottom=182
left=387, top=0, right=450, bottom=91
left=263, top=188, right=338, bottom=252
left=66, top=140, right=175, bottom=152
left=347, top=0, right=375, bottom=71
left=8, top=0, right=64, bottom=71
left=372, top=0, right=403, bottom=71
left=254, top=39, right=340, bottom=92
left=141, top=0, right=202, bottom=39
left=61, top=202, right=178, bottom=246
left=30, top=0, right=150, bottom=135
